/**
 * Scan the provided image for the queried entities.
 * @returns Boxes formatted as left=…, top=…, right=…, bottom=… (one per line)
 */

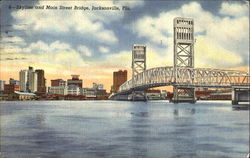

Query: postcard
left=0, top=0, right=249, bottom=158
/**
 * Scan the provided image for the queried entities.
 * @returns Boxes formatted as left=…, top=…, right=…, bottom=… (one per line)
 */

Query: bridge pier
left=131, top=91, right=147, bottom=101
left=172, top=86, right=196, bottom=103
left=232, top=87, right=250, bottom=105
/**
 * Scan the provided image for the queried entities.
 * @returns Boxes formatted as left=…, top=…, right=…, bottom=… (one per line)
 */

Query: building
left=93, top=83, right=104, bottom=90
left=9, top=91, right=36, bottom=100
left=4, top=84, right=20, bottom=94
left=9, top=78, right=20, bottom=85
left=35, top=69, right=46, bottom=93
left=27, top=67, right=38, bottom=92
left=67, top=85, right=80, bottom=95
left=112, top=70, right=127, bottom=93
left=92, top=83, right=106, bottom=97
left=146, top=89, right=161, bottom=100
left=19, top=70, right=28, bottom=92
left=96, top=89, right=107, bottom=97
left=0, top=80, right=5, bottom=91
left=49, top=79, right=68, bottom=95
left=82, top=88, right=96, bottom=98
left=0, top=93, right=8, bottom=101
left=67, top=75, right=82, bottom=88
left=51, top=79, right=66, bottom=87
left=48, top=86, right=67, bottom=95
left=19, top=66, right=38, bottom=92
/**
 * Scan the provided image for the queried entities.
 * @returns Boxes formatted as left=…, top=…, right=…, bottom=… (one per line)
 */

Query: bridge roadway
left=112, top=66, right=249, bottom=97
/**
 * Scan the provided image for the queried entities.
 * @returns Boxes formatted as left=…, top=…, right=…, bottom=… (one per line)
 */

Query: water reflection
left=232, top=104, right=249, bottom=111
left=173, top=107, right=196, bottom=117
left=128, top=102, right=150, bottom=158
left=172, top=105, right=197, bottom=158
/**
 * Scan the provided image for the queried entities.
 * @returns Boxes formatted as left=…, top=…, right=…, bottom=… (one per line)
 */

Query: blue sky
left=0, top=0, right=249, bottom=88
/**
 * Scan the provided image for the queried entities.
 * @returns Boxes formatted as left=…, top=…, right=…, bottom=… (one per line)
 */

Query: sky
left=0, top=0, right=249, bottom=91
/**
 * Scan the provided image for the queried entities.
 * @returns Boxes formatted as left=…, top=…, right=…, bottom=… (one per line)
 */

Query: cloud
left=1, top=40, right=86, bottom=67
left=195, top=36, right=242, bottom=67
left=11, top=1, right=144, bottom=45
left=77, top=45, right=92, bottom=57
left=132, top=2, right=249, bottom=68
left=99, top=46, right=110, bottom=53
left=219, top=2, right=249, bottom=17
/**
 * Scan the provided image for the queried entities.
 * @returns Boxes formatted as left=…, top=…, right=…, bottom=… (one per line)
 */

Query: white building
left=48, top=86, right=67, bottom=95
left=0, top=80, right=5, bottom=91
left=19, top=70, right=28, bottom=92
left=67, top=85, right=80, bottom=95
left=28, top=71, right=37, bottom=92
left=19, top=67, right=38, bottom=92
left=82, top=88, right=96, bottom=98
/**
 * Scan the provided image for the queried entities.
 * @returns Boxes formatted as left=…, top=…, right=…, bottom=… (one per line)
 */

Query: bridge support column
left=232, top=87, right=250, bottom=105
left=131, top=91, right=147, bottom=101
left=173, top=86, right=196, bottom=103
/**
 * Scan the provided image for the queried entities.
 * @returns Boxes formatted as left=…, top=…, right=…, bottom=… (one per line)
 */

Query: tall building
left=19, top=70, right=28, bottom=92
left=19, top=66, right=38, bottom=92
left=0, top=80, right=5, bottom=92
left=27, top=67, right=38, bottom=92
left=67, top=75, right=82, bottom=88
left=35, top=69, right=46, bottom=93
left=112, top=70, right=127, bottom=93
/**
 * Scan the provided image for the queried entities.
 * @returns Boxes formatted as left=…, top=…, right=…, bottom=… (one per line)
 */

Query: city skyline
left=1, top=1, right=249, bottom=91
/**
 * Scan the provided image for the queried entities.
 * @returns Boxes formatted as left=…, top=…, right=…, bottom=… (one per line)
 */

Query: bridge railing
left=118, top=66, right=250, bottom=93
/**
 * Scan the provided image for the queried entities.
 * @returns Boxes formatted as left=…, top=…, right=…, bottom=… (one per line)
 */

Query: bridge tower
left=173, top=17, right=196, bottom=103
left=131, top=44, right=147, bottom=101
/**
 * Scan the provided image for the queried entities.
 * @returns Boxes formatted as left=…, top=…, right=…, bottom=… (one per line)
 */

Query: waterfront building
left=82, top=88, right=96, bottom=98
left=93, top=83, right=104, bottom=90
left=27, top=67, right=38, bottom=92
left=8, top=91, right=36, bottom=100
left=19, top=70, right=28, bottom=92
left=96, top=89, right=107, bottom=97
left=67, top=75, right=82, bottom=88
left=92, top=83, right=107, bottom=97
left=112, top=70, right=127, bottom=93
left=67, top=85, right=80, bottom=95
left=48, top=86, right=67, bottom=95
left=59, top=80, right=67, bottom=87
left=19, top=66, right=38, bottom=92
left=0, top=93, right=8, bottom=101
left=0, top=80, right=5, bottom=91
left=9, top=78, right=20, bottom=85
left=4, top=84, right=20, bottom=94
left=35, top=69, right=46, bottom=93
left=51, top=79, right=67, bottom=87
left=146, top=89, right=161, bottom=99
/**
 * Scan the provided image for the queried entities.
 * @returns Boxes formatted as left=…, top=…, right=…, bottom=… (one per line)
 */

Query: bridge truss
left=118, top=66, right=250, bottom=94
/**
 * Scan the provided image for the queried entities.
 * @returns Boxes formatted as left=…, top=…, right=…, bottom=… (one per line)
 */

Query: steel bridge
left=117, top=66, right=249, bottom=94
left=110, top=17, right=250, bottom=103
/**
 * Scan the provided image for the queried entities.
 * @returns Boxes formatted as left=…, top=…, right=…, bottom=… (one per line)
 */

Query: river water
left=0, top=101, right=249, bottom=158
